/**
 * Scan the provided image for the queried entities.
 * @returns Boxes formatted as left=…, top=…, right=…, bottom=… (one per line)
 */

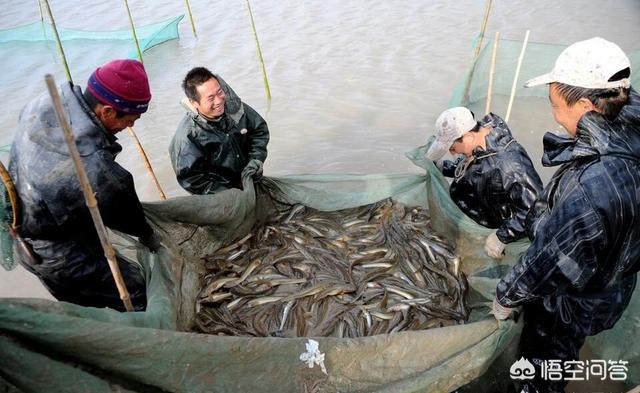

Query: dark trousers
left=17, top=238, right=147, bottom=312
left=518, top=299, right=585, bottom=393
left=518, top=276, right=636, bottom=393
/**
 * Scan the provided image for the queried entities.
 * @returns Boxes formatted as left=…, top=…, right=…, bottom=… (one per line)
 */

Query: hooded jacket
left=8, top=82, right=151, bottom=309
left=497, top=88, right=640, bottom=336
left=169, top=75, right=269, bottom=194
left=9, top=82, right=153, bottom=242
left=441, top=113, right=543, bottom=243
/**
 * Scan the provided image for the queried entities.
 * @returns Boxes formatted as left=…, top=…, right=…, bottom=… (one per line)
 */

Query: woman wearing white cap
left=425, top=107, right=542, bottom=259
left=494, top=37, right=639, bottom=393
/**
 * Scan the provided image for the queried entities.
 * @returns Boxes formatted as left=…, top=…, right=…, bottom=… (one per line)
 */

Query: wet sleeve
left=93, top=152, right=153, bottom=239
left=244, top=105, right=269, bottom=162
left=496, top=186, right=606, bottom=307
left=441, top=156, right=465, bottom=178
left=495, top=164, right=543, bottom=243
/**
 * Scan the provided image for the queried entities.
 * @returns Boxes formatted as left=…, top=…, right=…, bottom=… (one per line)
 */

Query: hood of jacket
left=542, top=88, right=640, bottom=166
left=22, top=82, right=119, bottom=157
left=180, top=74, right=245, bottom=128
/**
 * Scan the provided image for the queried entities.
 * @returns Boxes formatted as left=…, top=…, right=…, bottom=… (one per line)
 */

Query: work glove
left=244, top=158, right=264, bottom=181
left=491, top=297, right=513, bottom=321
left=484, top=231, right=506, bottom=259
left=140, top=230, right=162, bottom=252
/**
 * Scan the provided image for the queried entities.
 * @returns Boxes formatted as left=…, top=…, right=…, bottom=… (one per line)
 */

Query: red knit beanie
left=87, top=59, right=151, bottom=114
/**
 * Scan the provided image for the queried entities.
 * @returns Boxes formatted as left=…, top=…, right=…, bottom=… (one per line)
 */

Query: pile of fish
left=194, top=199, right=468, bottom=337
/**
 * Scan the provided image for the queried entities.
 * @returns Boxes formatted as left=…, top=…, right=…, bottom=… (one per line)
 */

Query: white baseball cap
left=424, top=107, right=476, bottom=161
left=524, top=37, right=631, bottom=89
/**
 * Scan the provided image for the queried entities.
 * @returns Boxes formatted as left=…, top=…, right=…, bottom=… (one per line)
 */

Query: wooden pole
left=45, top=74, right=134, bottom=312
left=485, top=31, right=500, bottom=115
left=127, top=127, right=166, bottom=200
left=461, top=0, right=492, bottom=104
left=473, top=0, right=493, bottom=60
left=505, top=30, right=530, bottom=122
left=122, top=0, right=166, bottom=198
left=123, top=0, right=144, bottom=64
left=184, top=0, right=197, bottom=37
left=42, top=0, right=73, bottom=83
left=246, top=0, right=272, bottom=102
left=37, top=0, right=44, bottom=22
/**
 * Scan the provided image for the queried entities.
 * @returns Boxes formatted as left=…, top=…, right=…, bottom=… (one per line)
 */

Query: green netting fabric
left=449, top=36, right=640, bottom=107
left=0, top=152, right=525, bottom=393
left=0, top=144, right=15, bottom=271
left=0, top=189, right=14, bottom=271
left=0, top=15, right=184, bottom=54
left=0, top=149, right=636, bottom=391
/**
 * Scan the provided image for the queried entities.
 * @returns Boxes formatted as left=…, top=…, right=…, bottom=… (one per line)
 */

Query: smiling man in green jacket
left=169, top=67, right=269, bottom=194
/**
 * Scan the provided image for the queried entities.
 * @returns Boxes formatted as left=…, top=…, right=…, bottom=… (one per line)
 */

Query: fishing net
left=0, top=15, right=184, bottom=57
left=449, top=35, right=640, bottom=108
left=0, top=189, right=14, bottom=271
left=0, top=145, right=15, bottom=271
left=0, top=149, right=526, bottom=393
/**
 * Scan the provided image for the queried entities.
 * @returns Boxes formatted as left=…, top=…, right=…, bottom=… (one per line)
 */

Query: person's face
left=449, top=132, right=476, bottom=157
left=96, top=106, right=141, bottom=134
left=549, top=83, right=595, bottom=137
left=192, top=77, right=226, bottom=118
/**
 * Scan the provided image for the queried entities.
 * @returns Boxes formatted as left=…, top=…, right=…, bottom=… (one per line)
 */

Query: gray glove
left=140, top=230, right=162, bottom=252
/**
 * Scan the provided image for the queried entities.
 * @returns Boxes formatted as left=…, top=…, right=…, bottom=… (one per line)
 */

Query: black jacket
left=441, top=113, right=543, bottom=243
left=497, top=88, right=640, bottom=336
left=8, top=82, right=152, bottom=309
left=169, top=75, right=269, bottom=194
left=9, top=82, right=153, bottom=243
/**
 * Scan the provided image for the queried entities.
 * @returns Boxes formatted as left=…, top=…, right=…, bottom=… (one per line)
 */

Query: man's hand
left=140, top=231, right=162, bottom=252
left=491, top=297, right=513, bottom=321
left=484, top=231, right=506, bottom=259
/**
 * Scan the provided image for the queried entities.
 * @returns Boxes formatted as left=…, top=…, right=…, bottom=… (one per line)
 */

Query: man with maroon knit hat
left=9, top=59, right=160, bottom=311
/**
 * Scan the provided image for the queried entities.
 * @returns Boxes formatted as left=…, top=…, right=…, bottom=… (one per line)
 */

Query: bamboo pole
left=127, top=127, right=166, bottom=200
left=37, top=0, right=44, bottom=22
left=473, top=0, right=493, bottom=59
left=121, top=0, right=167, bottom=199
left=45, top=74, right=134, bottom=312
left=461, top=0, right=492, bottom=104
left=505, top=30, right=530, bottom=122
left=245, top=0, right=272, bottom=102
left=123, top=0, right=144, bottom=64
left=42, top=0, right=73, bottom=83
left=485, top=31, right=500, bottom=115
left=184, top=0, right=197, bottom=37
